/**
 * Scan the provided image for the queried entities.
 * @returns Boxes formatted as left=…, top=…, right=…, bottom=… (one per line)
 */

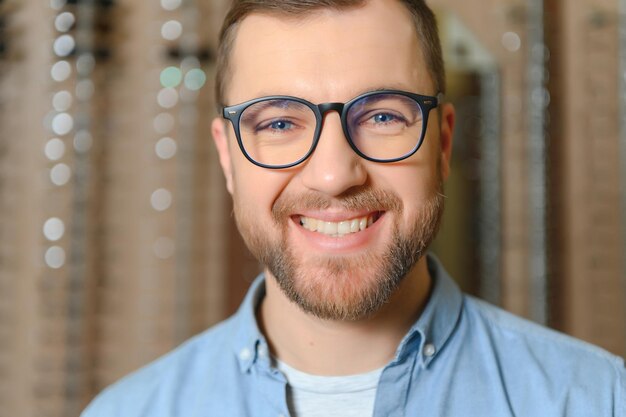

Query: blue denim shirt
left=82, top=256, right=625, bottom=417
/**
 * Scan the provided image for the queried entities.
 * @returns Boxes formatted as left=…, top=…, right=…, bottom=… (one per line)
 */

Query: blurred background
left=0, top=0, right=624, bottom=416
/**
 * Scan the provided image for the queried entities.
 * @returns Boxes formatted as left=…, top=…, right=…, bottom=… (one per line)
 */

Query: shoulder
left=82, top=275, right=268, bottom=417
left=464, top=295, right=623, bottom=366
left=81, top=317, right=239, bottom=417
left=458, top=295, right=625, bottom=414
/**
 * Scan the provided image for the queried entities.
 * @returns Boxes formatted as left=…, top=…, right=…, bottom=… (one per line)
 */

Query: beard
left=234, top=182, right=445, bottom=321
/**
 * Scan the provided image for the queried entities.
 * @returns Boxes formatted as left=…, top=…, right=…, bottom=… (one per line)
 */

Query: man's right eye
left=269, top=120, right=293, bottom=130
left=257, top=119, right=294, bottom=132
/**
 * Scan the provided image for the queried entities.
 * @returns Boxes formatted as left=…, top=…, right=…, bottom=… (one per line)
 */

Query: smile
left=298, top=212, right=383, bottom=237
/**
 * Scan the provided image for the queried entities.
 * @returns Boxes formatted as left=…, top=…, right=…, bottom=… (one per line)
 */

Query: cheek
left=397, top=171, right=435, bottom=206
left=369, top=160, right=439, bottom=222
left=231, top=161, right=294, bottom=217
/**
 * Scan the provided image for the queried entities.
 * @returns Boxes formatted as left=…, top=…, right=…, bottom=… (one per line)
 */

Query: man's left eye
left=372, top=113, right=397, bottom=123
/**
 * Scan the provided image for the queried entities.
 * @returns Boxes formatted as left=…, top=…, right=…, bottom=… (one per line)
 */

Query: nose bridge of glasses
left=311, top=101, right=355, bottom=159
left=314, top=102, right=350, bottom=146
left=316, top=102, right=345, bottom=117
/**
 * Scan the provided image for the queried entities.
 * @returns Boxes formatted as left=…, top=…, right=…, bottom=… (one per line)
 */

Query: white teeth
left=337, top=221, right=350, bottom=235
left=324, top=221, right=338, bottom=235
left=299, top=214, right=378, bottom=237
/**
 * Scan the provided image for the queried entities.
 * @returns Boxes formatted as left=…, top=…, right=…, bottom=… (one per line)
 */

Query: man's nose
left=299, top=112, right=367, bottom=196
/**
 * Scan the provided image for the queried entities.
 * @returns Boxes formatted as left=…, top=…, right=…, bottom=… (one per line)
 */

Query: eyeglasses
left=222, top=89, right=441, bottom=169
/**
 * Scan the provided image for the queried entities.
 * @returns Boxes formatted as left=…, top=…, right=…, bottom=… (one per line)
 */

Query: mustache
left=271, top=186, right=403, bottom=222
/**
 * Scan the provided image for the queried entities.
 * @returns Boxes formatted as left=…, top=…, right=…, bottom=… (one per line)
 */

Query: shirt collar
left=231, top=253, right=463, bottom=373
left=232, top=275, right=267, bottom=373
left=392, top=254, right=463, bottom=369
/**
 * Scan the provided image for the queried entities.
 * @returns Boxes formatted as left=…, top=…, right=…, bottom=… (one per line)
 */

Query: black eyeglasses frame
left=222, top=89, right=441, bottom=169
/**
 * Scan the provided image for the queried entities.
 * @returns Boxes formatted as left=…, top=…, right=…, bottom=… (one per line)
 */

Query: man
left=83, top=0, right=625, bottom=416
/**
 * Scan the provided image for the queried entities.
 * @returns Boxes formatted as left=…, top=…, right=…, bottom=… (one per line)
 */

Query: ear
left=211, top=117, right=234, bottom=195
left=438, top=102, right=455, bottom=181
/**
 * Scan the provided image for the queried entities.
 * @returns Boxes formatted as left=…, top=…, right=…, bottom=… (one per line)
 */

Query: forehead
left=227, top=0, right=432, bottom=104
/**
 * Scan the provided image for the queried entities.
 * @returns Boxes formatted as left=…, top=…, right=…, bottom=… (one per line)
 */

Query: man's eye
left=372, top=113, right=398, bottom=123
left=256, top=119, right=295, bottom=132
left=361, top=112, right=406, bottom=126
left=269, top=120, right=293, bottom=130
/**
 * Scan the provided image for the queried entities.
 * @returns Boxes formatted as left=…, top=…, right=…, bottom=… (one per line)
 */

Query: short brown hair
left=215, top=0, right=445, bottom=108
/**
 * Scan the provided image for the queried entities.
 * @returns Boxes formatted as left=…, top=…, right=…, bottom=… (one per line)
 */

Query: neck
left=258, top=257, right=432, bottom=376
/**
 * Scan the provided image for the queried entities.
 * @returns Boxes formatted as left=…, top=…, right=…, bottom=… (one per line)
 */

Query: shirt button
left=239, top=348, right=252, bottom=361
left=423, top=343, right=436, bottom=357
left=258, top=344, right=268, bottom=358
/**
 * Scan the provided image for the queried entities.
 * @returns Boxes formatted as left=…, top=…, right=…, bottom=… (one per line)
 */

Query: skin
left=212, top=0, right=455, bottom=375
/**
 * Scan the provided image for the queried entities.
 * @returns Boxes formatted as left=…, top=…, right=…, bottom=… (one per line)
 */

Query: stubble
left=234, top=184, right=444, bottom=321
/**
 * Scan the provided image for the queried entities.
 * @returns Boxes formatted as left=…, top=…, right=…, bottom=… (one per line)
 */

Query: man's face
left=212, top=0, right=454, bottom=321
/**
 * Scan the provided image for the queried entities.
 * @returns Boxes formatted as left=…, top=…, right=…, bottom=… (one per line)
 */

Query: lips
left=298, top=212, right=383, bottom=237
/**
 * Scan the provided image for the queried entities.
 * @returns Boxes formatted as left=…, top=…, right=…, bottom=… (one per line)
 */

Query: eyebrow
left=355, top=85, right=409, bottom=95
left=240, top=99, right=310, bottom=120
left=255, top=98, right=304, bottom=108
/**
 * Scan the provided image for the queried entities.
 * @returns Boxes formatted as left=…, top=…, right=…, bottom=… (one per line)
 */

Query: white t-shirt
left=276, top=359, right=383, bottom=417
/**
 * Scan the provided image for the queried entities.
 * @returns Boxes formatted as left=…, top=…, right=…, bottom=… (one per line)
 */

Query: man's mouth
left=297, top=212, right=383, bottom=237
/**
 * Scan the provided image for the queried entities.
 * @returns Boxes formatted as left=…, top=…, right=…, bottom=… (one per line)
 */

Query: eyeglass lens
left=238, top=93, right=425, bottom=167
